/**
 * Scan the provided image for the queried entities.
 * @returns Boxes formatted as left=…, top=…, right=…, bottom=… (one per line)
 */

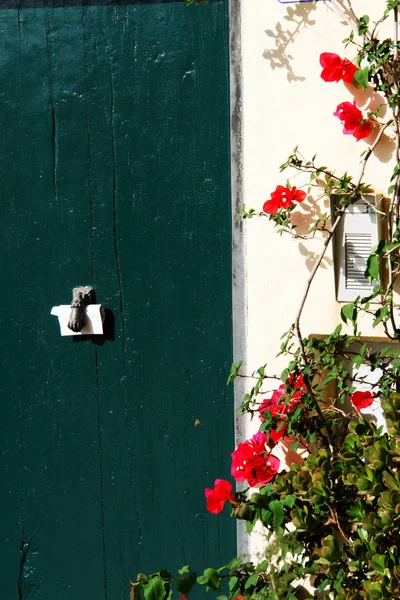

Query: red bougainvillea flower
left=263, top=185, right=306, bottom=215
left=231, top=431, right=280, bottom=487
left=333, top=101, right=373, bottom=141
left=259, top=387, right=287, bottom=419
left=258, top=377, right=304, bottom=443
left=349, top=390, right=374, bottom=410
left=287, top=372, right=307, bottom=391
left=320, top=52, right=358, bottom=84
left=205, top=479, right=234, bottom=514
left=258, top=389, right=289, bottom=443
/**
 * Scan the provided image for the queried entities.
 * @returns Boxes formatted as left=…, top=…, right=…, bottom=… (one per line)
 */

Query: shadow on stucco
left=297, top=240, right=333, bottom=273
left=368, top=128, right=396, bottom=163
left=291, top=193, right=333, bottom=272
left=347, top=83, right=396, bottom=163
left=325, top=0, right=358, bottom=28
left=263, top=3, right=318, bottom=82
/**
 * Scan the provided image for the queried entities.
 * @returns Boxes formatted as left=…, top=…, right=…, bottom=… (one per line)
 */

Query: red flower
left=231, top=432, right=280, bottom=487
left=349, top=390, right=374, bottom=410
left=320, top=52, right=358, bottom=84
left=258, top=378, right=304, bottom=443
left=333, top=101, right=372, bottom=141
left=287, top=372, right=306, bottom=390
left=259, top=391, right=288, bottom=443
left=263, top=185, right=306, bottom=215
left=205, top=479, right=234, bottom=514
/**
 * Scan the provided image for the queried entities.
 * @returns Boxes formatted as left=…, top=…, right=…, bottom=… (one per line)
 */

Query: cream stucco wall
left=232, top=0, right=396, bottom=558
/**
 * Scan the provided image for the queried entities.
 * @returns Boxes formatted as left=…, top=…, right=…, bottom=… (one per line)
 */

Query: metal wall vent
left=345, top=233, right=372, bottom=290
left=333, top=196, right=378, bottom=302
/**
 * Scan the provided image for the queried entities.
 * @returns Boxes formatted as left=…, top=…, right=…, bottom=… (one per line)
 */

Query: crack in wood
left=82, top=6, right=95, bottom=283
left=18, top=533, right=32, bottom=600
left=44, top=5, right=59, bottom=206
left=95, top=350, right=108, bottom=600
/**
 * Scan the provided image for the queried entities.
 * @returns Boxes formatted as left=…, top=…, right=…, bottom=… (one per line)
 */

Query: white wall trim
left=229, top=0, right=249, bottom=559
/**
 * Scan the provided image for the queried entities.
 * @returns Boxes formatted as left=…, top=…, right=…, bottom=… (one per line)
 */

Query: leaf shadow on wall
left=291, top=194, right=333, bottom=272
left=325, top=0, right=358, bottom=28
left=263, top=3, right=318, bottom=82
left=347, top=84, right=396, bottom=164
left=297, top=240, right=333, bottom=273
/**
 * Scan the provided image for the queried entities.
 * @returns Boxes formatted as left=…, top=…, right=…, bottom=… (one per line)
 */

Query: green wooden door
left=0, top=1, right=235, bottom=597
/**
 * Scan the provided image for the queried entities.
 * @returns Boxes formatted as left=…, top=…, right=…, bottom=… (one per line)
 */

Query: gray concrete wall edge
left=229, top=0, right=249, bottom=560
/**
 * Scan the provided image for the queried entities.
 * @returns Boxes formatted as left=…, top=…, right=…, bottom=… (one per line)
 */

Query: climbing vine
left=131, top=1, right=400, bottom=599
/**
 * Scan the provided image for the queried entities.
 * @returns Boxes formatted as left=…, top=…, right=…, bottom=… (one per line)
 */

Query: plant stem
left=293, top=120, right=393, bottom=454
left=295, top=119, right=393, bottom=362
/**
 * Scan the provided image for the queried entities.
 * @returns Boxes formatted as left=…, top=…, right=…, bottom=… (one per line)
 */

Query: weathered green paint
left=0, top=2, right=234, bottom=598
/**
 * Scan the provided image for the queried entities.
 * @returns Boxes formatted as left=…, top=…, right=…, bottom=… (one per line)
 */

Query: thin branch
left=295, top=118, right=393, bottom=359
left=291, top=120, right=393, bottom=454
left=321, top=405, right=348, bottom=417
left=388, top=6, right=400, bottom=336
left=328, top=505, right=351, bottom=544
left=329, top=0, right=359, bottom=30
left=236, top=373, right=281, bottom=381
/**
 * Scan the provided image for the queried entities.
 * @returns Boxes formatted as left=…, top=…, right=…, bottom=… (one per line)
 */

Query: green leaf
left=373, top=304, right=389, bottom=328
left=365, top=253, right=379, bottom=282
left=282, top=495, right=296, bottom=509
left=176, top=577, right=196, bottom=596
left=358, top=527, right=368, bottom=540
left=203, top=568, right=221, bottom=591
left=144, top=577, right=167, bottom=600
left=318, top=579, right=330, bottom=592
left=356, top=477, right=372, bottom=492
left=358, top=14, right=370, bottom=35
left=354, top=67, right=369, bottom=90
left=352, top=345, right=367, bottom=368
left=228, top=557, right=242, bottom=572
left=384, top=472, right=400, bottom=490
left=228, top=576, right=238, bottom=593
left=322, top=366, right=338, bottom=386
left=341, top=302, right=356, bottom=325
left=246, top=520, right=255, bottom=533
left=255, top=559, right=269, bottom=574
left=269, top=500, right=285, bottom=528
left=245, top=573, right=258, bottom=589
left=227, top=360, right=243, bottom=385
left=370, top=554, right=388, bottom=572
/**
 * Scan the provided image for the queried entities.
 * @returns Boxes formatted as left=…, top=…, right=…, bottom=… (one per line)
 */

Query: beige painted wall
left=235, top=0, right=395, bottom=557
left=243, top=0, right=395, bottom=379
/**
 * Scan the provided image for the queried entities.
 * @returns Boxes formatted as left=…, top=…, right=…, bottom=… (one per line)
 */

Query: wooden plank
left=0, top=2, right=234, bottom=597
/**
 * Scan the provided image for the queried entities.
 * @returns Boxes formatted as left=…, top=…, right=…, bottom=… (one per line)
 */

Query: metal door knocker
left=51, top=287, right=105, bottom=336
left=68, top=286, right=95, bottom=332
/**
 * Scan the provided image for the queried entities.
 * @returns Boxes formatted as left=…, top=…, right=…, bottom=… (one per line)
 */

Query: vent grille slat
left=345, top=233, right=372, bottom=290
